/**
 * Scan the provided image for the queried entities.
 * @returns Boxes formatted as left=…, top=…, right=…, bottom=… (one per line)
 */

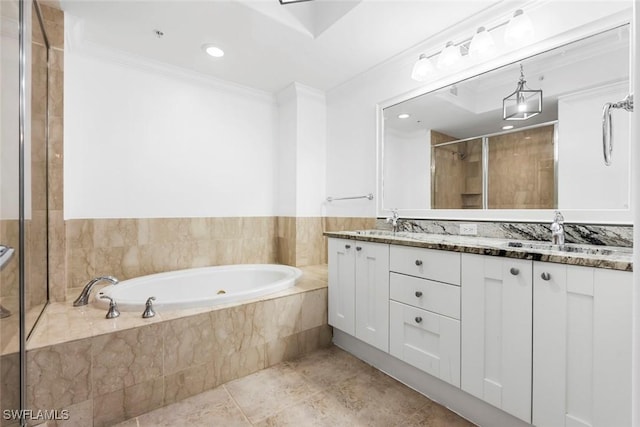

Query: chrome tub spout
left=73, top=276, right=119, bottom=307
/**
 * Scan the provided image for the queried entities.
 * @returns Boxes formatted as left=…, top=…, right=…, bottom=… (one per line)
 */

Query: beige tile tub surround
left=63, top=216, right=374, bottom=302
left=27, top=265, right=330, bottom=427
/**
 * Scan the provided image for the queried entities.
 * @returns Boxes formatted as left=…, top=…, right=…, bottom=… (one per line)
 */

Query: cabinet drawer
left=390, top=272, right=460, bottom=319
left=389, top=301, right=460, bottom=387
left=390, top=245, right=460, bottom=285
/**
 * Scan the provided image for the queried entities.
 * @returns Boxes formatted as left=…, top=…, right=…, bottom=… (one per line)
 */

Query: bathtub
left=97, top=264, right=302, bottom=311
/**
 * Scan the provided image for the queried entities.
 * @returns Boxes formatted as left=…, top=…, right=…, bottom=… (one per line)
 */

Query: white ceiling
left=59, top=0, right=500, bottom=93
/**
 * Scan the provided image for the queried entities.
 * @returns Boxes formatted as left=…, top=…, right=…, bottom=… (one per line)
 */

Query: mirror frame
left=376, top=16, right=633, bottom=225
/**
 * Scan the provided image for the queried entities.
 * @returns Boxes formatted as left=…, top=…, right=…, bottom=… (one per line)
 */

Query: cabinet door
left=390, top=301, right=460, bottom=387
left=328, top=238, right=356, bottom=335
left=533, top=263, right=632, bottom=427
left=354, top=241, right=390, bottom=352
left=461, top=254, right=532, bottom=423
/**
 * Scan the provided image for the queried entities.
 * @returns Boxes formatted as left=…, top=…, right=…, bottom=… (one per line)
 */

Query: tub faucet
left=73, top=276, right=119, bottom=307
left=386, top=209, right=400, bottom=233
left=551, top=211, right=565, bottom=246
left=142, top=297, right=156, bottom=319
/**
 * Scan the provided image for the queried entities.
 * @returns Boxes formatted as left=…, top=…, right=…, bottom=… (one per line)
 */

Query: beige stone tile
left=65, top=220, right=94, bottom=250
left=209, top=217, right=244, bottom=240
left=398, top=400, right=476, bottom=427
left=123, top=377, right=164, bottom=419
left=325, top=367, right=430, bottom=426
left=121, top=386, right=249, bottom=427
left=147, top=218, right=192, bottom=244
left=285, top=346, right=372, bottom=391
left=65, top=248, right=95, bottom=289
left=265, top=334, right=301, bottom=367
left=210, top=302, right=265, bottom=357
left=48, top=210, right=66, bottom=302
left=294, top=325, right=332, bottom=355
left=92, top=387, right=125, bottom=427
left=299, top=288, right=327, bottom=331
left=253, top=391, right=357, bottom=427
left=213, top=239, right=243, bottom=265
left=48, top=165, right=63, bottom=211
left=92, top=324, right=163, bottom=396
left=263, top=293, right=303, bottom=342
left=1, top=352, right=20, bottom=420
left=26, top=339, right=92, bottom=410
left=48, top=399, right=92, bottom=427
left=225, top=363, right=322, bottom=424
left=215, top=344, right=265, bottom=386
left=163, top=361, right=218, bottom=405
left=27, top=303, right=94, bottom=350
left=40, top=4, right=64, bottom=23
left=162, top=312, right=215, bottom=375
left=48, top=69, right=64, bottom=117
left=93, top=219, right=139, bottom=248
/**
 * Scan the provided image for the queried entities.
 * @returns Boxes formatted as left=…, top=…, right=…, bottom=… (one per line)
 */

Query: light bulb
left=411, top=54, right=435, bottom=82
left=469, top=26, right=496, bottom=59
left=202, top=44, right=225, bottom=58
left=504, top=9, right=535, bottom=47
left=437, top=42, right=461, bottom=71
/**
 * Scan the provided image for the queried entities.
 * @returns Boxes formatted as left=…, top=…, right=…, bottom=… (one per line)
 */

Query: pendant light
left=502, top=64, right=542, bottom=120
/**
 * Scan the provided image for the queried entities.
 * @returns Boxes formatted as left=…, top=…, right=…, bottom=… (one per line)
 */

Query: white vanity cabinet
left=533, top=262, right=632, bottom=427
left=327, top=238, right=389, bottom=352
left=389, top=246, right=461, bottom=387
left=461, top=254, right=533, bottom=423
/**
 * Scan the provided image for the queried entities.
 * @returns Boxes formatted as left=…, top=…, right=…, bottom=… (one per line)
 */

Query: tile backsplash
left=376, top=218, right=633, bottom=247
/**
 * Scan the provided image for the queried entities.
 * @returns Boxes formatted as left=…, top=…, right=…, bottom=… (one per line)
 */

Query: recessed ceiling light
left=202, top=44, right=224, bottom=58
left=502, top=125, right=514, bottom=130
left=398, top=113, right=411, bottom=119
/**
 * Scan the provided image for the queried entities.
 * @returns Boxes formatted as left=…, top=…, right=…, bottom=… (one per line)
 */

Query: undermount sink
left=503, top=241, right=632, bottom=256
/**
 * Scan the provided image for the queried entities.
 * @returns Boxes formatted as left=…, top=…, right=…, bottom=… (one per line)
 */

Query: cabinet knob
left=541, top=272, right=551, bottom=281
left=415, top=291, right=423, bottom=297
left=345, top=244, right=351, bottom=249
left=510, top=267, right=519, bottom=276
left=415, top=316, right=423, bottom=324
left=356, top=246, right=362, bottom=251
left=415, top=259, right=423, bottom=266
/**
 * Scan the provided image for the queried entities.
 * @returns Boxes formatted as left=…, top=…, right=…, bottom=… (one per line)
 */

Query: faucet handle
left=553, top=210, right=564, bottom=223
left=142, top=297, right=156, bottom=319
left=99, top=294, right=120, bottom=319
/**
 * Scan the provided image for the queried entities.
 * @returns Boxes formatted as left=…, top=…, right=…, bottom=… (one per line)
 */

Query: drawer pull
left=541, top=272, right=551, bottom=281
left=415, top=316, right=423, bottom=324
left=415, top=259, right=423, bottom=266
left=356, top=246, right=362, bottom=251
left=345, top=244, right=351, bottom=249
left=510, top=267, right=519, bottom=276
left=415, top=291, right=423, bottom=298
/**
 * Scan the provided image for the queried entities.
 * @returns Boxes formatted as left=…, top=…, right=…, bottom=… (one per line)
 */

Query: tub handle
left=142, top=296, right=156, bottom=319
left=99, top=294, right=120, bottom=319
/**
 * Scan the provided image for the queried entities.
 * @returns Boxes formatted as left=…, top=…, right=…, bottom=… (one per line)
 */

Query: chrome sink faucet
left=386, top=208, right=400, bottom=233
left=551, top=211, right=565, bottom=246
left=73, top=276, right=119, bottom=307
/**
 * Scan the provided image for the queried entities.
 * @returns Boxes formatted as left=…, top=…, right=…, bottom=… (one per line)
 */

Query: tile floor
left=116, top=345, right=475, bottom=426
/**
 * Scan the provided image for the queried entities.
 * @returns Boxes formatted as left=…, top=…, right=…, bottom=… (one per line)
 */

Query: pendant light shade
left=503, top=65, right=542, bottom=120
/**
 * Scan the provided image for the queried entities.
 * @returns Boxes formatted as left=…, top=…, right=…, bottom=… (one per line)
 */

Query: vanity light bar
left=411, top=9, right=535, bottom=81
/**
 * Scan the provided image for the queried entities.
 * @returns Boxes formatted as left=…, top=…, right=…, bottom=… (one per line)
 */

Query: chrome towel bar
left=326, top=193, right=374, bottom=202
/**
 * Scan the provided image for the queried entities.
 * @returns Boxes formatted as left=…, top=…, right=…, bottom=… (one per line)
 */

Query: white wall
left=276, top=82, right=327, bottom=217
left=64, top=40, right=279, bottom=219
left=383, top=128, right=430, bottom=209
left=326, top=0, right=632, bottom=218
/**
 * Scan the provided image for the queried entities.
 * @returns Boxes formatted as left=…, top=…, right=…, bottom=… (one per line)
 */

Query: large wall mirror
left=380, top=24, right=630, bottom=221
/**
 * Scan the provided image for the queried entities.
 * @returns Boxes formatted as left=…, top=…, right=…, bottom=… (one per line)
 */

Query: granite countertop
left=324, top=230, right=633, bottom=272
